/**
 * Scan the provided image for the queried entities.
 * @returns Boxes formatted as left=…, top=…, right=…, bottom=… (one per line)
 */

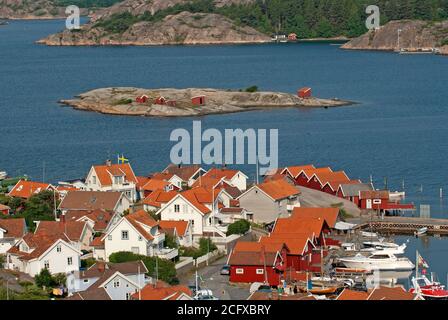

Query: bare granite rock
left=0, top=0, right=89, bottom=19
left=59, top=87, right=353, bottom=117
left=37, top=11, right=271, bottom=46
left=342, top=20, right=448, bottom=55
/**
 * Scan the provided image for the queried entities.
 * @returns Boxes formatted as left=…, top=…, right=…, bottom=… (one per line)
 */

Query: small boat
left=338, top=252, right=415, bottom=271
left=299, top=286, right=340, bottom=295
left=410, top=275, right=448, bottom=300
left=389, top=191, right=406, bottom=201
left=0, top=171, right=7, bottom=180
left=363, top=240, right=399, bottom=249
left=0, top=21, right=9, bottom=26
left=414, top=227, right=427, bottom=237
left=360, top=231, right=379, bottom=238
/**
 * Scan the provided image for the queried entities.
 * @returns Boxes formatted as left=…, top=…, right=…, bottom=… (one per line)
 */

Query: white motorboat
left=360, top=231, right=379, bottom=238
left=363, top=240, right=399, bottom=249
left=414, top=227, right=428, bottom=237
left=342, top=242, right=407, bottom=255
left=338, top=252, right=415, bottom=271
left=0, top=171, right=7, bottom=180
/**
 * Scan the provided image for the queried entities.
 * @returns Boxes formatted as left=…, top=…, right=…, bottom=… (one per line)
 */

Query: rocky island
left=0, top=0, right=92, bottom=19
left=342, top=20, right=448, bottom=55
left=59, top=87, right=353, bottom=117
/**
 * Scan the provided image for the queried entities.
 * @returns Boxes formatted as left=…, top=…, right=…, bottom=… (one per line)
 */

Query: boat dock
left=350, top=216, right=448, bottom=235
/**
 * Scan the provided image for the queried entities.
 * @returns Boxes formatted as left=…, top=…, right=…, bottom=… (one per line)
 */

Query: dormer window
left=114, top=176, right=123, bottom=184
left=92, top=176, right=97, bottom=184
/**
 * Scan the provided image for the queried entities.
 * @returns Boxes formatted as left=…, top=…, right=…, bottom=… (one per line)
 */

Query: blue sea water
left=1, top=19, right=448, bottom=281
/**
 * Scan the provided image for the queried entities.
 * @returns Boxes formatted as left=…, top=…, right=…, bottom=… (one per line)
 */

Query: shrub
left=245, top=85, right=258, bottom=93
left=108, top=252, right=178, bottom=285
left=199, top=237, right=217, bottom=253
left=226, top=219, right=250, bottom=236
left=35, top=268, right=54, bottom=288
left=81, top=258, right=97, bottom=269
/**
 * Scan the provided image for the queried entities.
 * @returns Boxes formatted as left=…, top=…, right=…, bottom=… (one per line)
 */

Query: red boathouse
left=191, top=95, right=206, bottom=106
left=298, top=87, right=312, bottom=98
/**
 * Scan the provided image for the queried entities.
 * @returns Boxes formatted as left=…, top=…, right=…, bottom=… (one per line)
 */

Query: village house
left=359, top=190, right=390, bottom=210
left=0, top=218, right=27, bottom=254
left=228, top=241, right=288, bottom=286
left=57, top=178, right=87, bottom=191
left=158, top=220, right=193, bottom=247
left=293, top=167, right=333, bottom=187
left=280, top=165, right=315, bottom=180
left=159, top=164, right=206, bottom=188
left=237, top=179, right=301, bottom=224
left=0, top=203, right=11, bottom=215
left=138, top=177, right=178, bottom=199
left=291, top=207, right=341, bottom=230
left=143, top=189, right=178, bottom=212
left=306, top=170, right=350, bottom=192
left=85, top=161, right=138, bottom=202
left=336, top=182, right=374, bottom=205
left=58, top=191, right=130, bottom=215
left=157, top=187, right=227, bottom=239
left=65, top=209, right=121, bottom=234
left=131, top=280, right=193, bottom=300
left=34, top=219, right=94, bottom=252
left=6, top=233, right=81, bottom=277
left=66, top=260, right=147, bottom=297
left=203, top=167, right=248, bottom=191
left=101, top=210, right=177, bottom=261
left=7, top=180, right=55, bottom=200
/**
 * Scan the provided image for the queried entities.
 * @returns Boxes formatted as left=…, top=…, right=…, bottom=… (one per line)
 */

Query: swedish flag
left=118, top=154, right=129, bottom=164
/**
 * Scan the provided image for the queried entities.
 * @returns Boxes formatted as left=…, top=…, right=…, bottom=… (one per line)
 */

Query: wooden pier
left=350, top=216, right=448, bottom=235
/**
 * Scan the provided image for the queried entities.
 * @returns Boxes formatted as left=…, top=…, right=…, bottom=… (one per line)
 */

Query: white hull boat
left=338, top=252, right=415, bottom=271
left=0, top=171, right=7, bottom=180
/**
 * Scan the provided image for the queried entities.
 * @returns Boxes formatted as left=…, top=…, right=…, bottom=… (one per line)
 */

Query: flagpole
left=416, top=250, right=419, bottom=278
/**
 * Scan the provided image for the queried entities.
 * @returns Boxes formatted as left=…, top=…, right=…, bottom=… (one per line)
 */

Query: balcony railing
left=156, top=248, right=178, bottom=260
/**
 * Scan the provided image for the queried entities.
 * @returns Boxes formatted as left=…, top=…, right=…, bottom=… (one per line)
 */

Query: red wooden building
left=293, top=167, right=333, bottom=187
left=359, top=190, right=390, bottom=210
left=191, top=95, right=206, bottom=106
left=0, top=204, right=10, bottom=215
left=336, top=183, right=374, bottom=206
left=288, top=33, right=298, bottom=41
left=136, top=95, right=149, bottom=103
left=228, top=242, right=288, bottom=286
left=155, top=96, right=167, bottom=105
left=298, top=87, right=312, bottom=98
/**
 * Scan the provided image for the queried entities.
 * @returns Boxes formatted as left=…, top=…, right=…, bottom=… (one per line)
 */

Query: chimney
left=106, top=159, right=112, bottom=166
left=97, top=262, right=106, bottom=273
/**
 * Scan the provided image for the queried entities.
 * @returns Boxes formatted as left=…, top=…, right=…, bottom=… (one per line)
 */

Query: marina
left=352, top=216, right=448, bottom=235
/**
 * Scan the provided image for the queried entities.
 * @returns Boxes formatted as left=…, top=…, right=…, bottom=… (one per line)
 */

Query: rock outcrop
left=342, top=20, right=448, bottom=55
left=59, top=87, right=353, bottom=117
left=37, top=11, right=271, bottom=46
left=0, top=0, right=91, bottom=19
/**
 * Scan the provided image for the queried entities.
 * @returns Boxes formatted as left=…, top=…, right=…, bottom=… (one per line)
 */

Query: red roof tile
left=256, top=179, right=300, bottom=201
left=0, top=218, right=26, bottom=238
left=143, top=189, right=178, bottom=208
left=8, top=180, right=52, bottom=199
left=131, top=281, right=192, bottom=300
left=92, top=163, right=137, bottom=186
left=291, top=207, right=340, bottom=229
left=159, top=220, right=189, bottom=236
left=35, top=220, right=88, bottom=241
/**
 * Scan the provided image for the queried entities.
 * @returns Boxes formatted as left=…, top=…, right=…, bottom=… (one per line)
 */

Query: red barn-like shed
left=191, top=95, right=206, bottom=106
left=298, top=87, right=312, bottom=98
left=0, top=204, right=10, bottom=215
left=155, top=96, right=167, bottom=105
left=136, top=95, right=148, bottom=103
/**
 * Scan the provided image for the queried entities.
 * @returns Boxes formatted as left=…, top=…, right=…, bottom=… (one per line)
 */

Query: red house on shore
left=359, top=190, right=390, bottom=210
left=192, top=95, right=206, bottom=106
left=336, top=183, right=374, bottom=206
left=228, top=242, right=288, bottom=286
left=0, top=204, right=11, bottom=215
left=293, top=167, right=333, bottom=187
left=298, top=87, right=312, bottom=98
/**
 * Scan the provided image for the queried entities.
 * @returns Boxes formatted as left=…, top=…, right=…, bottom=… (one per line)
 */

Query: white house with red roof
left=237, top=179, right=301, bottom=224
left=0, top=218, right=27, bottom=254
left=6, top=233, right=81, bottom=277
left=157, top=187, right=227, bottom=239
left=85, top=161, right=138, bottom=202
left=203, top=167, right=248, bottom=191
left=8, top=180, right=55, bottom=199
left=159, top=220, right=193, bottom=247
left=101, top=210, right=177, bottom=261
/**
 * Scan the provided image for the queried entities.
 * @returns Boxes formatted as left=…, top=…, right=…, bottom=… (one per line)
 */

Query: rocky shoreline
left=59, top=87, right=354, bottom=117
left=342, top=20, right=448, bottom=56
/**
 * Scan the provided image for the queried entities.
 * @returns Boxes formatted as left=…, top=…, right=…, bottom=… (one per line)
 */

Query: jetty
left=350, top=216, right=448, bottom=235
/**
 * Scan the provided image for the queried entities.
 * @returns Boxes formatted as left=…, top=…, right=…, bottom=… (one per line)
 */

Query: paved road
left=179, top=256, right=250, bottom=300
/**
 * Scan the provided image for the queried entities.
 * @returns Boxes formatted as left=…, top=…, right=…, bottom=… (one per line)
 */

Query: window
left=236, top=268, right=244, bottom=274
left=113, top=279, right=120, bottom=288
left=256, top=269, right=264, bottom=275
left=126, top=292, right=131, bottom=300
left=67, top=257, right=73, bottom=266
left=92, top=176, right=96, bottom=184
left=44, top=260, right=50, bottom=269
left=373, top=199, right=382, bottom=204
left=56, top=245, right=62, bottom=253
left=108, top=235, right=112, bottom=241
left=121, top=231, right=129, bottom=240
left=83, top=279, right=89, bottom=283
left=174, top=204, right=180, bottom=213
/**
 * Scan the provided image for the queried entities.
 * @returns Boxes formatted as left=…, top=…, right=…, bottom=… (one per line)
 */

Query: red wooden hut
left=298, top=87, right=312, bottom=98
left=191, top=95, right=206, bottom=106
left=136, top=95, right=149, bottom=103
left=155, top=96, right=167, bottom=105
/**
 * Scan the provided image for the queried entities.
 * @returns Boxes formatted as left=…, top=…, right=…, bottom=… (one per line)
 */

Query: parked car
left=220, top=264, right=230, bottom=275
left=194, top=289, right=219, bottom=300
